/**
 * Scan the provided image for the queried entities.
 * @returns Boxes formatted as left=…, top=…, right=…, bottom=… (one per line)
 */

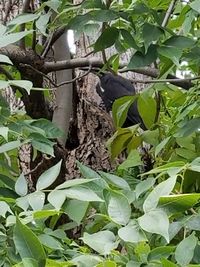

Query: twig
left=24, top=155, right=51, bottom=176
left=130, top=76, right=200, bottom=84
left=41, top=32, right=54, bottom=59
left=162, top=0, right=178, bottom=27
left=20, top=63, right=92, bottom=87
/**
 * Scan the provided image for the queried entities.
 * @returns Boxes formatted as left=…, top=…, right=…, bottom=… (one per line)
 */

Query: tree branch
left=43, top=57, right=193, bottom=90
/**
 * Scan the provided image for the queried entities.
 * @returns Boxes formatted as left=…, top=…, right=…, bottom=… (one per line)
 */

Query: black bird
left=96, top=73, right=146, bottom=130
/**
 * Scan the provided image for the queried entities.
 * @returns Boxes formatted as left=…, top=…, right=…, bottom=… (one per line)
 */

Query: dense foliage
left=0, top=0, right=200, bottom=266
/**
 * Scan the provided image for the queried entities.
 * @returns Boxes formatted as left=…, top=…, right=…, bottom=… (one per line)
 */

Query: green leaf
left=106, top=128, right=133, bottom=159
left=190, top=0, right=200, bottom=13
left=36, top=13, right=51, bottom=36
left=36, top=160, right=62, bottom=190
left=81, top=231, right=118, bottom=255
left=31, top=133, right=55, bottom=156
left=0, top=201, right=13, bottom=217
left=137, top=93, right=157, bottom=129
left=158, top=46, right=182, bottom=65
left=118, top=220, right=147, bottom=243
left=118, top=149, right=142, bottom=169
left=64, top=186, right=104, bottom=202
left=107, top=191, right=131, bottom=225
left=28, top=191, right=45, bottom=211
left=91, top=10, right=118, bottom=22
left=155, top=137, right=171, bottom=156
left=94, top=27, right=119, bottom=52
left=15, top=173, right=28, bottom=196
left=47, top=190, right=66, bottom=210
left=0, top=140, right=21, bottom=153
left=71, top=255, right=102, bottom=267
left=0, top=126, right=8, bottom=141
left=99, top=171, right=130, bottom=191
left=164, top=36, right=195, bottom=49
left=13, top=217, right=46, bottom=266
left=77, top=161, right=101, bottom=179
left=161, top=258, right=178, bottom=267
left=175, top=233, right=197, bottom=266
left=148, top=246, right=175, bottom=261
left=0, top=54, right=13, bottom=65
left=135, top=178, right=155, bottom=199
left=0, top=31, right=33, bottom=48
left=176, top=118, right=200, bottom=137
left=30, top=119, right=63, bottom=139
left=128, top=45, right=157, bottom=68
left=64, top=199, right=89, bottom=225
left=138, top=209, right=169, bottom=243
left=112, top=96, right=136, bottom=128
left=159, top=193, right=200, bottom=214
left=56, top=178, right=98, bottom=189
left=143, top=176, right=176, bottom=213
left=9, top=80, right=33, bottom=94
left=39, top=234, right=63, bottom=250
left=143, top=23, right=162, bottom=52
left=8, top=13, right=40, bottom=25
left=120, top=29, right=139, bottom=50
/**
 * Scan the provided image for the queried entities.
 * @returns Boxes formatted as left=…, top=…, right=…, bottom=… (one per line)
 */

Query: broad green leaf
left=9, top=80, right=33, bottom=94
left=64, top=199, right=89, bottom=225
left=71, top=255, right=102, bottom=267
left=96, top=260, right=117, bottom=267
left=143, top=176, right=176, bottom=213
left=118, top=220, right=147, bottom=243
left=155, top=137, right=171, bottom=156
left=176, top=118, right=200, bottom=137
left=0, top=31, right=33, bottom=48
left=56, top=178, right=99, bottom=190
left=36, top=160, right=62, bottom=190
left=47, top=190, right=66, bottom=210
left=161, top=258, right=178, bottom=267
left=112, top=96, right=136, bottom=128
left=138, top=209, right=169, bottom=242
left=148, top=246, right=175, bottom=261
left=159, top=194, right=200, bottom=213
left=16, top=196, right=29, bottom=211
left=8, top=13, right=39, bottom=25
left=91, top=10, right=118, bottom=22
left=137, top=93, right=157, bottom=129
left=186, top=215, right=200, bottom=231
left=0, top=140, right=20, bottom=153
left=0, top=126, right=9, bottom=141
left=158, top=46, right=182, bottom=65
left=120, top=29, right=139, bottom=50
left=143, top=23, right=163, bottom=52
left=190, top=0, right=200, bottom=13
left=39, top=234, right=63, bottom=250
left=77, top=161, right=101, bottom=179
left=31, top=138, right=55, bottom=156
left=30, top=119, right=63, bottom=139
left=0, top=54, right=13, bottom=65
left=107, top=191, right=131, bottom=225
left=64, top=186, right=104, bottom=202
left=142, top=129, right=160, bottom=146
left=28, top=191, right=45, bottom=211
left=164, top=36, right=195, bottom=49
left=128, top=45, right=157, bottom=68
left=0, top=201, right=13, bottom=217
left=175, top=233, right=197, bottom=266
left=81, top=231, right=118, bottom=255
left=33, top=210, right=60, bottom=220
left=106, top=128, right=133, bottom=159
left=99, top=171, right=130, bottom=191
left=94, top=27, right=119, bottom=52
left=15, top=173, right=28, bottom=196
left=118, top=149, right=142, bottom=169
left=13, top=217, right=46, bottom=266
left=36, top=13, right=51, bottom=36
left=135, top=178, right=155, bottom=199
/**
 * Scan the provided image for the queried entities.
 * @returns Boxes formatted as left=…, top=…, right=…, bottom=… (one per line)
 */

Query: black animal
left=96, top=73, right=146, bottom=130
